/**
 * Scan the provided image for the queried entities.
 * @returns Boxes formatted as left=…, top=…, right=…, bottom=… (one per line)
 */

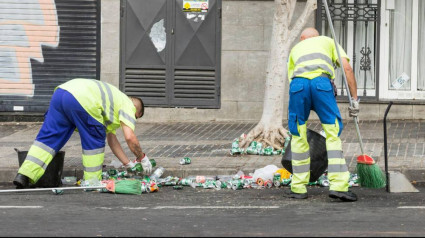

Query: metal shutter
left=0, top=0, right=100, bottom=112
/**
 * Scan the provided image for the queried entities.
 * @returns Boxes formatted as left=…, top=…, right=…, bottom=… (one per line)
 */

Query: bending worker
left=13, top=78, right=152, bottom=189
left=286, top=28, right=359, bottom=202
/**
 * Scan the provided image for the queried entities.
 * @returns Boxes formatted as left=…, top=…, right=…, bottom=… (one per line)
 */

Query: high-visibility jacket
left=58, top=78, right=137, bottom=134
left=287, top=36, right=349, bottom=82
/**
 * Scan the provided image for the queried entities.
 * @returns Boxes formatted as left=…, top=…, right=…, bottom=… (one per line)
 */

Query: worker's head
left=130, top=97, right=144, bottom=119
left=300, top=28, right=320, bottom=41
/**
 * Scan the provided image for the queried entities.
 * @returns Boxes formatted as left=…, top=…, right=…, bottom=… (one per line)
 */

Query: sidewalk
left=1, top=120, right=424, bottom=183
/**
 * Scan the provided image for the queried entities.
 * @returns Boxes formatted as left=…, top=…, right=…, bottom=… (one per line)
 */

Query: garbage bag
left=281, top=129, right=328, bottom=182
left=252, top=165, right=279, bottom=182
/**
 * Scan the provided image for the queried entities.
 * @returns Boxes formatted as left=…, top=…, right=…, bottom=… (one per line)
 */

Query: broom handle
left=322, top=0, right=365, bottom=155
left=0, top=186, right=106, bottom=193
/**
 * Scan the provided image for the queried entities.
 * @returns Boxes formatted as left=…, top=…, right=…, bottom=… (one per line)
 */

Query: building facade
left=1, top=0, right=424, bottom=122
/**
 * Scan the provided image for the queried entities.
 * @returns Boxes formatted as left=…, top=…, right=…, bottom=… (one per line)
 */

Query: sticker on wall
left=186, top=13, right=206, bottom=22
left=149, top=19, right=166, bottom=52
left=183, top=0, right=208, bottom=12
left=391, top=72, right=410, bottom=89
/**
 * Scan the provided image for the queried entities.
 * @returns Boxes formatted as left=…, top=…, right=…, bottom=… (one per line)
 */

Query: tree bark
left=240, top=0, right=317, bottom=150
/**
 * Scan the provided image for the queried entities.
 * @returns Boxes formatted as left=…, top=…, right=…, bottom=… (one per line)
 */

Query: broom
left=322, top=0, right=386, bottom=188
left=0, top=179, right=142, bottom=195
left=104, top=179, right=142, bottom=195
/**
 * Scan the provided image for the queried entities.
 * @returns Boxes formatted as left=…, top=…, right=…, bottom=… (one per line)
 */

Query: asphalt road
left=0, top=183, right=424, bottom=237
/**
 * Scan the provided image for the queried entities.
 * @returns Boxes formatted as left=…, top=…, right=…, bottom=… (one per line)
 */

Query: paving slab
left=1, top=120, right=424, bottom=184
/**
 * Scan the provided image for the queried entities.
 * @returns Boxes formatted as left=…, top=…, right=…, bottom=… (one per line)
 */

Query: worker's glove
left=348, top=97, right=360, bottom=117
left=123, top=160, right=136, bottom=169
left=140, top=155, right=152, bottom=175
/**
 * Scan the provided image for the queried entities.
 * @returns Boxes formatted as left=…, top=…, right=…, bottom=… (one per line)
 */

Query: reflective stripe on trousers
left=18, top=141, right=56, bottom=184
left=82, top=148, right=105, bottom=181
left=323, top=122, right=349, bottom=192
left=291, top=123, right=310, bottom=194
left=290, top=120, right=349, bottom=193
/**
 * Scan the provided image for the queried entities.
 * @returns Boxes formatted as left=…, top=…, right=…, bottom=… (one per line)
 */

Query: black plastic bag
left=281, top=129, right=328, bottom=182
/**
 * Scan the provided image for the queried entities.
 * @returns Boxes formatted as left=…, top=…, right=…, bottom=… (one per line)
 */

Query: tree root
left=239, top=123, right=290, bottom=150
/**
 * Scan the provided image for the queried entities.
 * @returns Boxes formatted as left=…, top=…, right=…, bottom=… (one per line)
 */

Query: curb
left=2, top=167, right=425, bottom=186
left=0, top=167, right=262, bottom=185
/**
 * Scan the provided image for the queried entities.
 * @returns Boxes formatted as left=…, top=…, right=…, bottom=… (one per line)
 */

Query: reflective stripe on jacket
left=287, top=36, right=350, bottom=82
left=57, top=78, right=136, bottom=134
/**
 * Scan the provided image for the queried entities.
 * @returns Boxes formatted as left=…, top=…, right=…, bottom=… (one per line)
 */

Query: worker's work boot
left=284, top=190, right=308, bottom=199
left=329, top=190, right=357, bottom=202
left=13, top=173, right=29, bottom=189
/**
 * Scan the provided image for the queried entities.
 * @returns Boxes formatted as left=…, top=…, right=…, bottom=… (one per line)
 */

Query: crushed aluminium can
left=264, top=180, right=273, bottom=188
left=349, top=173, right=359, bottom=187
left=117, top=171, right=128, bottom=178
left=108, top=169, right=118, bottom=176
left=180, top=157, right=191, bottom=165
left=281, top=178, right=291, bottom=186
left=273, top=173, right=281, bottom=184
left=262, top=146, right=274, bottom=156
left=180, top=178, right=193, bottom=186
left=52, top=189, right=64, bottom=195
left=231, top=180, right=243, bottom=190
left=102, top=172, right=109, bottom=180
left=317, top=175, right=330, bottom=187
left=220, top=181, right=228, bottom=189
left=308, top=181, right=318, bottom=186
left=230, top=139, right=244, bottom=155
left=256, top=178, right=264, bottom=186
left=214, top=181, right=222, bottom=190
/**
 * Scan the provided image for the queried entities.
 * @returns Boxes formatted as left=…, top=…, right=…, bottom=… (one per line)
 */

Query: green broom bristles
left=356, top=163, right=386, bottom=188
left=112, top=180, right=142, bottom=195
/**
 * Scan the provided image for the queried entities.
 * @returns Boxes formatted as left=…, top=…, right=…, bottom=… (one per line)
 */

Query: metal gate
left=0, top=0, right=101, bottom=112
left=120, top=0, right=221, bottom=108
left=316, top=0, right=380, bottom=100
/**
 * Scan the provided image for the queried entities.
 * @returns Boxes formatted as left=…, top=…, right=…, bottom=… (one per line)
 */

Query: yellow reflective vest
left=57, top=78, right=136, bottom=134
left=287, top=36, right=350, bottom=82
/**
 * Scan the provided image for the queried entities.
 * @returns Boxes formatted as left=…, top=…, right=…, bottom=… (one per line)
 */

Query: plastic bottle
left=109, top=159, right=123, bottom=169
left=149, top=167, right=165, bottom=182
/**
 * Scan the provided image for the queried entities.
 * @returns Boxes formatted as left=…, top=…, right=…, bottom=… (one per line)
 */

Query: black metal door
left=120, top=0, right=169, bottom=106
left=121, top=0, right=221, bottom=108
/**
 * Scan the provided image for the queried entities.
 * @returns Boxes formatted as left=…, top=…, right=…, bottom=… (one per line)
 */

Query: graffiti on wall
left=0, top=0, right=60, bottom=96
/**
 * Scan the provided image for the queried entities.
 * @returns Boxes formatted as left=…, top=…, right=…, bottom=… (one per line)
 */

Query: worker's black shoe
left=284, top=190, right=308, bottom=199
left=13, top=173, right=29, bottom=189
left=329, top=190, right=357, bottom=202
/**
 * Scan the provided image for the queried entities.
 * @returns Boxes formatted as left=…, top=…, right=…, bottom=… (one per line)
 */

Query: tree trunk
left=240, top=0, right=317, bottom=150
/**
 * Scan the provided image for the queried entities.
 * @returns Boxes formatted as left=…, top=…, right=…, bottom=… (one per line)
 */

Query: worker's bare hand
left=348, top=97, right=360, bottom=117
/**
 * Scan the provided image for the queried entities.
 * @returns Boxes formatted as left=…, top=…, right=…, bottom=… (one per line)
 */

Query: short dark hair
left=130, top=97, right=144, bottom=117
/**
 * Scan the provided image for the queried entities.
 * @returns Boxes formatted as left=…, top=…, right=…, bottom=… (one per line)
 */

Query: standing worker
left=286, top=28, right=359, bottom=202
left=13, top=78, right=152, bottom=189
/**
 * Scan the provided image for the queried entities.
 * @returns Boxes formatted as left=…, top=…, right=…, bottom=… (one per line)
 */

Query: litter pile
left=230, top=134, right=291, bottom=156
left=163, top=165, right=359, bottom=191
left=72, top=163, right=359, bottom=195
